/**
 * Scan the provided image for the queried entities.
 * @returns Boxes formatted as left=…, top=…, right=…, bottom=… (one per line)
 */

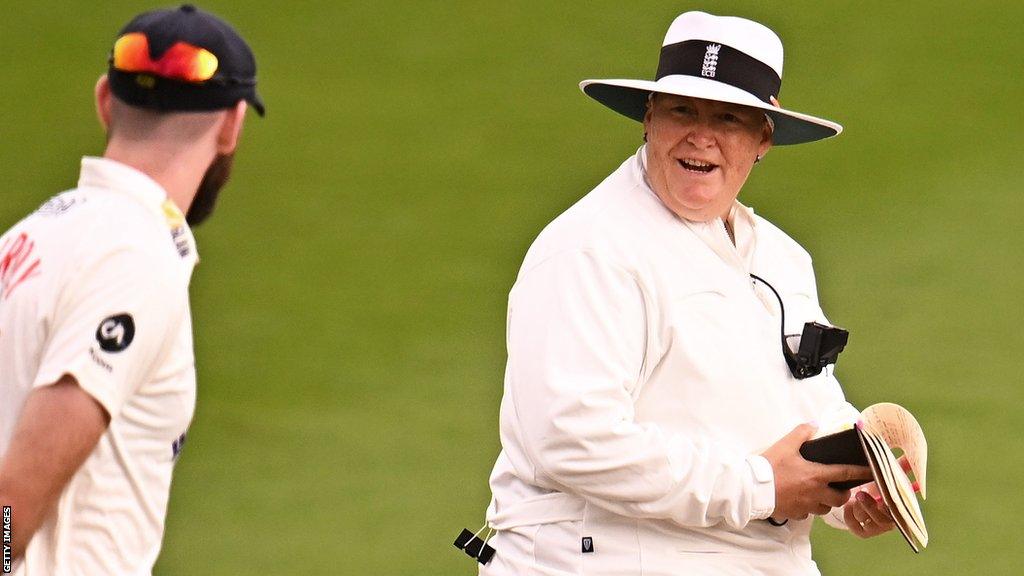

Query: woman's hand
left=843, top=484, right=896, bottom=538
left=761, top=424, right=873, bottom=520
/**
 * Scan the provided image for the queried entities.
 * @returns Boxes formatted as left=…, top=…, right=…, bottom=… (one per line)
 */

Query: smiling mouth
left=678, top=158, right=718, bottom=174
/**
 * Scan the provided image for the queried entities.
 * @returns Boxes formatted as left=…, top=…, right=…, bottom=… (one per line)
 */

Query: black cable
left=749, top=273, right=791, bottom=357
left=752, top=272, right=792, bottom=529
left=750, top=273, right=850, bottom=380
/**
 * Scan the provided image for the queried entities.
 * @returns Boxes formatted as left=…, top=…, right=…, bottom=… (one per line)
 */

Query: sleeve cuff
left=745, top=454, right=776, bottom=520
left=822, top=505, right=849, bottom=530
left=33, top=353, right=120, bottom=419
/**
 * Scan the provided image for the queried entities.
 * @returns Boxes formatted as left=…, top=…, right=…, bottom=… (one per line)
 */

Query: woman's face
left=643, top=93, right=772, bottom=222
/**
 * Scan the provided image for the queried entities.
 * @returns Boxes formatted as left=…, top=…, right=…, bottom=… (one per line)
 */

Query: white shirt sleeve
left=32, top=242, right=186, bottom=419
left=801, top=254, right=862, bottom=431
left=504, top=249, right=774, bottom=530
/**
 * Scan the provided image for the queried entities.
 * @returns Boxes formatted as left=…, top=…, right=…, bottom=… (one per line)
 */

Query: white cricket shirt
left=0, top=157, right=198, bottom=575
left=482, top=148, right=860, bottom=575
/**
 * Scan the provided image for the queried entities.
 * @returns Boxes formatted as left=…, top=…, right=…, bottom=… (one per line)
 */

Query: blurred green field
left=2, top=1, right=1022, bottom=574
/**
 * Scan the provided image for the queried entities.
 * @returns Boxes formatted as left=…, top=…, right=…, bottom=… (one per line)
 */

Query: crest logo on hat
left=701, top=44, right=722, bottom=78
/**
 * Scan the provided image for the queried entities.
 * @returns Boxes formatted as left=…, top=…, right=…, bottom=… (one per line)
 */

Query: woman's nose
left=685, top=123, right=717, bottom=149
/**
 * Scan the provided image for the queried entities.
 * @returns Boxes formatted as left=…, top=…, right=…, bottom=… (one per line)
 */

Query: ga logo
left=96, top=314, right=135, bottom=352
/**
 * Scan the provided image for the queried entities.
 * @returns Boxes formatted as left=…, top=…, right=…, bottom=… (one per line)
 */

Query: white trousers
left=478, top=519, right=822, bottom=576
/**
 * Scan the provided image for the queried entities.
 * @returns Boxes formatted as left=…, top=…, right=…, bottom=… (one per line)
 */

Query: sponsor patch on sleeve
left=95, top=314, right=135, bottom=353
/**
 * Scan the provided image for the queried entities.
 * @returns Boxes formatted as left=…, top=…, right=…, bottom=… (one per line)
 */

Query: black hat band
left=655, top=40, right=782, bottom=104
left=109, top=69, right=265, bottom=116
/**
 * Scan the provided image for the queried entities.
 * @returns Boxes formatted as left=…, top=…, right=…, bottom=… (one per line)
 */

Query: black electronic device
left=784, top=322, right=849, bottom=379
left=749, top=274, right=850, bottom=380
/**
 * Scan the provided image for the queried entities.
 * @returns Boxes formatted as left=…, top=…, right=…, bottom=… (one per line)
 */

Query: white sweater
left=482, top=149, right=858, bottom=575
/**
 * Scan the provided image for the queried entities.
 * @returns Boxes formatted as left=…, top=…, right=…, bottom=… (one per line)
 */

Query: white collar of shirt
left=79, top=156, right=169, bottom=209
left=78, top=156, right=200, bottom=263
left=637, top=145, right=758, bottom=273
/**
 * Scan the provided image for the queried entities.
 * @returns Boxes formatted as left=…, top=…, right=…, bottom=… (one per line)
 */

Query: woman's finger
left=864, top=514, right=895, bottom=537
left=849, top=498, right=871, bottom=524
left=844, top=504, right=869, bottom=538
left=859, top=493, right=895, bottom=527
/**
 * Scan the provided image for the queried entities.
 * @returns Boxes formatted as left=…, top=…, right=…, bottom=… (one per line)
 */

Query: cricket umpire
left=481, top=11, right=894, bottom=575
left=0, top=5, right=263, bottom=574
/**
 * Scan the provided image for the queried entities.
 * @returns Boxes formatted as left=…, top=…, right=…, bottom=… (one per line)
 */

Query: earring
left=754, top=155, right=763, bottom=164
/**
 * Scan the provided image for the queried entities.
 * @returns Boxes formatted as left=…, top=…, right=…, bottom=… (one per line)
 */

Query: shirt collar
left=636, top=145, right=759, bottom=272
left=77, top=156, right=200, bottom=264
left=637, top=144, right=651, bottom=187
left=78, top=156, right=169, bottom=209
left=726, top=201, right=758, bottom=271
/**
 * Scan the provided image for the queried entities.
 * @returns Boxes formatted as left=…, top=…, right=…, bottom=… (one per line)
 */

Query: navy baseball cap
left=108, top=4, right=265, bottom=116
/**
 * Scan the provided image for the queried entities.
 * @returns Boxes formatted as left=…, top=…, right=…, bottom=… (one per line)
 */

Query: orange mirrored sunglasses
left=112, top=32, right=219, bottom=83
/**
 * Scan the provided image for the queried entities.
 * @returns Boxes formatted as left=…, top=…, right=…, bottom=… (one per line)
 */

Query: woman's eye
left=720, top=113, right=740, bottom=123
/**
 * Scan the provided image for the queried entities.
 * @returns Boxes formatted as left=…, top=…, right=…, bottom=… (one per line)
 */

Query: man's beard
left=186, top=153, right=235, bottom=226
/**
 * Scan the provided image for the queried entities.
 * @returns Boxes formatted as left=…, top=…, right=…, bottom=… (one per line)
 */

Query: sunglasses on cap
left=111, top=32, right=253, bottom=86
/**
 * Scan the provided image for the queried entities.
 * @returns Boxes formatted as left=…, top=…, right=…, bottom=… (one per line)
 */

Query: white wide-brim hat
left=580, top=11, right=841, bottom=145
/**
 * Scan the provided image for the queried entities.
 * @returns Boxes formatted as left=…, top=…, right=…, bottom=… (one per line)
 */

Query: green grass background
left=2, top=1, right=1021, bottom=573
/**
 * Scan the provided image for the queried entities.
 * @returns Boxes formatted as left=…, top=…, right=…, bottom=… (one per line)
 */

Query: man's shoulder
left=19, top=187, right=157, bottom=232
left=7, top=188, right=187, bottom=279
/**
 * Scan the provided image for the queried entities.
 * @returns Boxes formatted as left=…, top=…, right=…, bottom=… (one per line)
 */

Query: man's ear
left=216, top=100, right=248, bottom=155
left=94, top=74, right=113, bottom=132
